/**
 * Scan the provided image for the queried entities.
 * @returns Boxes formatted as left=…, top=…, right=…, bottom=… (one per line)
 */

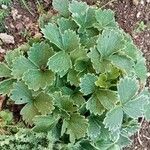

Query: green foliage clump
left=0, top=0, right=150, bottom=149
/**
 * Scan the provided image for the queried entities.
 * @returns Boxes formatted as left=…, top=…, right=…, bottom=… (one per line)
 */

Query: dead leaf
left=0, top=33, right=15, bottom=44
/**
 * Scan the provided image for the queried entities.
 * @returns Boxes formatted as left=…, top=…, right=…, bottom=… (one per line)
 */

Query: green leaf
left=53, top=0, right=70, bottom=17
left=88, top=116, right=102, bottom=139
left=80, top=73, right=97, bottom=95
left=109, top=54, right=134, bottom=73
left=33, top=115, right=59, bottom=132
left=34, top=92, right=55, bottom=115
left=48, top=51, right=72, bottom=77
left=62, top=113, right=88, bottom=143
left=5, top=48, right=23, bottom=67
left=134, top=57, right=147, bottom=82
left=123, top=95, right=148, bottom=118
left=103, top=106, right=123, bottom=131
left=87, top=48, right=110, bottom=74
left=86, top=93, right=105, bottom=115
left=20, top=103, right=40, bottom=125
left=28, top=42, right=54, bottom=67
left=144, top=103, right=150, bottom=121
left=97, top=30, right=124, bottom=58
left=118, top=77, right=139, bottom=104
left=52, top=92, right=77, bottom=112
left=96, top=90, right=118, bottom=110
left=69, top=1, right=96, bottom=31
left=94, top=9, right=117, bottom=30
left=0, top=79, right=15, bottom=95
left=10, top=81, right=32, bottom=104
left=62, top=30, right=80, bottom=53
left=42, top=23, right=63, bottom=49
left=123, top=42, right=137, bottom=60
left=67, top=69, right=80, bottom=86
left=0, top=63, right=11, bottom=77
left=71, top=92, right=85, bottom=107
left=57, top=17, right=78, bottom=32
left=23, top=69, right=55, bottom=91
left=11, top=56, right=37, bottom=79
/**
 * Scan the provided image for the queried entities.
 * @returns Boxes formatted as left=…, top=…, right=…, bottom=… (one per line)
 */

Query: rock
left=133, top=0, right=139, bottom=5
left=0, top=33, right=15, bottom=44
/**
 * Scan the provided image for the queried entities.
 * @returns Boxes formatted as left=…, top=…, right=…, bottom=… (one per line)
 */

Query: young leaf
left=62, top=113, right=88, bottom=143
left=123, top=95, right=149, bottom=119
left=86, top=93, right=105, bottom=115
left=28, top=42, right=54, bottom=67
left=11, top=56, right=37, bottom=79
left=117, top=77, right=139, bottom=104
left=80, top=73, right=97, bottom=95
left=42, top=23, right=63, bottom=49
left=34, top=92, right=55, bottom=115
left=97, top=30, right=124, bottom=58
left=48, top=51, right=72, bottom=76
left=33, top=115, right=59, bottom=132
left=20, top=103, right=40, bottom=125
left=103, top=106, right=123, bottom=131
left=88, top=116, right=102, bottom=139
left=0, top=79, right=15, bottom=95
left=10, top=81, right=32, bottom=104
left=53, top=0, right=70, bottom=17
left=94, top=9, right=117, bottom=30
left=0, top=63, right=11, bottom=77
left=23, top=69, right=55, bottom=91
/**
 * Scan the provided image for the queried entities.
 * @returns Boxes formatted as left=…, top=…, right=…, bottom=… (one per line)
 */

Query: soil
left=0, top=0, right=150, bottom=149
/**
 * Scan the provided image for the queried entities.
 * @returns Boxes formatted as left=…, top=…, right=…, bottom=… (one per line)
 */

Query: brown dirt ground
left=0, top=0, right=150, bottom=149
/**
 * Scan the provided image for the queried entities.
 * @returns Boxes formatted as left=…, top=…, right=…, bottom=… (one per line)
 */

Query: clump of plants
left=0, top=0, right=150, bottom=149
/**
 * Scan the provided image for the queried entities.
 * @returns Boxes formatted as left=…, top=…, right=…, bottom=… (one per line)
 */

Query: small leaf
left=103, top=106, right=123, bottom=131
left=28, top=42, right=54, bottom=67
left=80, top=73, right=97, bottom=95
left=23, top=69, right=55, bottom=91
left=0, top=79, right=15, bottom=95
left=48, top=51, right=72, bottom=76
left=94, top=9, right=117, bottom=30
left=0, top=63, right=11, bottom=77
left=97, top=30, right=124, bottom=58
left=53, top=0, right=70, bottom=17
left=5, top=49, right=23, bottom=67
left=34, top=92, right=55, bottom=115
left=62, top=30, right=80, bottom=53
left=10, top=81, right=32, bottom=104
left=118, top=77, right=139, bottom=104
left=144, top=103, right=150, bottom=121
left=11, top=56, right=37, bottom=79
left=88, top=116, right=102, bottom=139
left=86, top=93, right=105, bottom=115
left=123, top=95, right=149, bottom=119
left=134, top=57, right=147, bottom=82
left=20, top=103, right=40, bottom=125
left=33, top=115, right=59, bottom=132
left=109, top=54, right=134, bottom=73
left=62, top=113, right=88, bottom=143
left=42, top=23, right=63, bottom=49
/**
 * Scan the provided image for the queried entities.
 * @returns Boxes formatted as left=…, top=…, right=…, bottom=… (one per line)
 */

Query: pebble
left=136, top=12, right=141, bottom=18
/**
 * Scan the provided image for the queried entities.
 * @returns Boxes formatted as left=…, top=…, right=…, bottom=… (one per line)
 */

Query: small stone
left=140, top=0, right=144, bottom=5
left=0, top=33, right=15, bottom=44
left=133, top=0, right=139, bottom=5
left=136, top=12, right=141, bottom=18
left=146, top=0, right=150, bottom=3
